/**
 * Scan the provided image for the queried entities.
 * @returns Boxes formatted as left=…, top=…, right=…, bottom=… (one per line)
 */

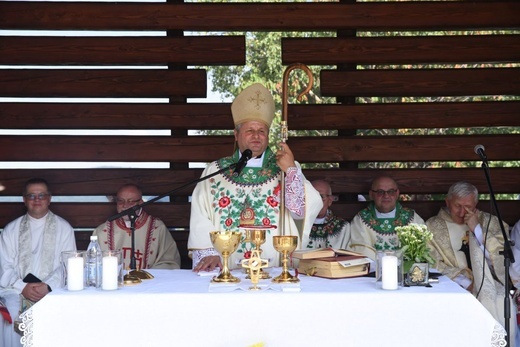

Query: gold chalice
left=210, top=231, right=241, bottom=283
left=245, top=229, right=271, bottom=279
left=272, top=235, right=299, bottom=283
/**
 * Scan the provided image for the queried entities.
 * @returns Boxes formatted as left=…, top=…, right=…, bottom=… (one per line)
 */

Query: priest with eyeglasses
left=0, top=178, right=76, bottom=347
left=349, top=176, right=425, bottom=261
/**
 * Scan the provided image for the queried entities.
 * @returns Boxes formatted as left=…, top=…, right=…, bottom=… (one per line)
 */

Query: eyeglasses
left=24, top=193, right=50, bottom=200
left=371, top=189, right=398, bottom=197
left=116, top=198, right=141, bottom=205
left=320, top=194, right=332, bottom=200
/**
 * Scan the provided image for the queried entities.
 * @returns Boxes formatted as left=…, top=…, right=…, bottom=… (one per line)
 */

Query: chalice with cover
left=272, top=235, right=299, bottom=283
left=210, top=231, right=241, bottom=283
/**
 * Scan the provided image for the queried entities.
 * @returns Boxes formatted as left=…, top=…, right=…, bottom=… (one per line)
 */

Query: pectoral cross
left=459, top=231, right=472, bottom=270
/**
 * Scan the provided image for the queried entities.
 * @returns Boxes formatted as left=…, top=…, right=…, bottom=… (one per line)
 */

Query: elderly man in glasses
left=304, top=180, right=350, bottom=250
left=93, top=183, right=181, bottom=271
left=426, top=181, right=516, bottom=344
left=349, top=176, right=425, bottom=261
left=0, top=178, right=76, bottom=347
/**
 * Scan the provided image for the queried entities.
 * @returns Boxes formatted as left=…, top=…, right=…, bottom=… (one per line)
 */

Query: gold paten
left=123, top=270, right=142, bottom=285
left=129, top=266, right=154, bottom=280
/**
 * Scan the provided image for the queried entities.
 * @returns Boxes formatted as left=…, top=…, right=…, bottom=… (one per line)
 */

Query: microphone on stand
left=232, top=149, right=253, bottom=177
left=473, top=142, right=515, bottom=346
left=474, top=144, right=487, bottom=162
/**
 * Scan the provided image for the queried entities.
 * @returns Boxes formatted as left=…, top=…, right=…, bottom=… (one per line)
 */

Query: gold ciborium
left=210, top=231, right=241, bottom=283
left=245, top=229, right=271, bottom=279
left=272, top=235, right=299, bottom=283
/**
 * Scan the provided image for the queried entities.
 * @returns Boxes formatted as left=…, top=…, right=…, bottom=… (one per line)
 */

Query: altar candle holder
left=102, top=250, right=123, bottom=290
left=376, top=250, right=404, bottom=290
left=61, top=251, right=86, bottom=291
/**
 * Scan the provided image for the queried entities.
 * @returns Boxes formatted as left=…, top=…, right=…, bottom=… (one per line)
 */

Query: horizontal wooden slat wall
left=1, top=1, right=519, bottom=269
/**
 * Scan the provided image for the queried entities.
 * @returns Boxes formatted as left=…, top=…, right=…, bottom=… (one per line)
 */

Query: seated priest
left=93, top=183, right=181, bottom=270
left=426, top=181, right=516, bottom=345
left=349, top=175, right=425, bottom=261
left=304, top=180, right=350, bottom=250
left=0, top=178, right=76, bottom=347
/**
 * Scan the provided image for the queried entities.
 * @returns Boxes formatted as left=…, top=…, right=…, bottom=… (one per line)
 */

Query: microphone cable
left=475, top=202, right=494, bottom=299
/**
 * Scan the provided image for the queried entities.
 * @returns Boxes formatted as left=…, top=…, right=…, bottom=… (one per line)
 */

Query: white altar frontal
left=20, top=269, right=506, bottom=347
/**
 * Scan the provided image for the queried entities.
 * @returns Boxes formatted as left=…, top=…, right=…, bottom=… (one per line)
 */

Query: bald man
left=349, top=176, right=424, bottom=261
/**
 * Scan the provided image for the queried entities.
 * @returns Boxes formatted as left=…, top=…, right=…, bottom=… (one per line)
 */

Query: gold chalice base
left=272, top=271, right=299, bottom=283
left=211, top=272, right=240, bottom=283
left=123, top=273, right=142, bottom=285
left=129, top=269, right=154, bottom=280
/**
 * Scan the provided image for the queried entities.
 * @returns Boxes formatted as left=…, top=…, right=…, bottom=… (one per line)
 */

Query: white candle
left=67, top=256, right=84, bottom=291
left=381, top=255, right=398, bottom=290
left=102, top=256, right=119, bottom=290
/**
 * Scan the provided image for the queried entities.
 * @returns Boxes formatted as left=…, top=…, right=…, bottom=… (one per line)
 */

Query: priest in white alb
left=0, top=178, right=76, bottom=347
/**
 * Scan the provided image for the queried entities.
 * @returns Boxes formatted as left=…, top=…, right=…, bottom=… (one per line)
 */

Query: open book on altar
left=296, top=249, right=371, bottom=279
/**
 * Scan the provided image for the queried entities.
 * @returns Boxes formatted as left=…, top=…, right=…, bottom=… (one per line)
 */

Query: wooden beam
left=0, top=36, right=245, bottom=65
left=321, top=68, right=520, bottom=97
left=0, top=134, right=518, bottom=162
left=1, top=168, right=518, bottom=196
left=288, top=102, right=520, bottom=130
left=283, top=35, right=520, bottom=65
left=2, top=102, right=518, bottom=130
left=0, top=103, right=233, bottom=130
left=1, top=2, right=518, bottom=31
left=0, top=202, right=190, bottom=229
left=0, top=69, right=207, bottom=98
left=330, top=200, right=520, bottom=225
left=1, top=200, right=518, bottom=228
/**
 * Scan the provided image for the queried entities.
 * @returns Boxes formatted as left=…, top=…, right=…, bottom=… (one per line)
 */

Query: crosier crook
left=279, top=63, right=313, bottom=236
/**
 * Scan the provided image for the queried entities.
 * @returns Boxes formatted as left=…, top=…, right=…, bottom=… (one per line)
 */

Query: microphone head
left=242, top=149, right=253, bottom=160
left=474, top=144, right=485, bottom=154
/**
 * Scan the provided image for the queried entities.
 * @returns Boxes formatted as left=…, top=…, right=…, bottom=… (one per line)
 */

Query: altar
left=21, top=269, right=505, bottom=347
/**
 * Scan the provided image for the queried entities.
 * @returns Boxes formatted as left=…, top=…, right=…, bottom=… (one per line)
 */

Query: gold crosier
left=272, top=63, right=314, bottom=283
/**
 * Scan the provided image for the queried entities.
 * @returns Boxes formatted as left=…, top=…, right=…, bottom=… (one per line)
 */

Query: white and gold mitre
left=231, top=83, right=275, bottom=128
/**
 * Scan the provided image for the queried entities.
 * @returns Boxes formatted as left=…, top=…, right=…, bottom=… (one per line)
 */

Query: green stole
left=358, top=202, right=414, bottom=251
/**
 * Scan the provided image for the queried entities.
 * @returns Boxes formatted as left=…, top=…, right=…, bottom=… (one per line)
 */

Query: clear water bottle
left=86, top=235, right=102, bottom=288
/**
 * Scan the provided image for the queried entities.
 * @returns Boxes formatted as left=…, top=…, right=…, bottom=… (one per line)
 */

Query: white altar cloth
left=21, top=269, right=505, bottom=347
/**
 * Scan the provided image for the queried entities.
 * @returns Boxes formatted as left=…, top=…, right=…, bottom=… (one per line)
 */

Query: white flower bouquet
left=395, top=223, right=435, bottom=264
